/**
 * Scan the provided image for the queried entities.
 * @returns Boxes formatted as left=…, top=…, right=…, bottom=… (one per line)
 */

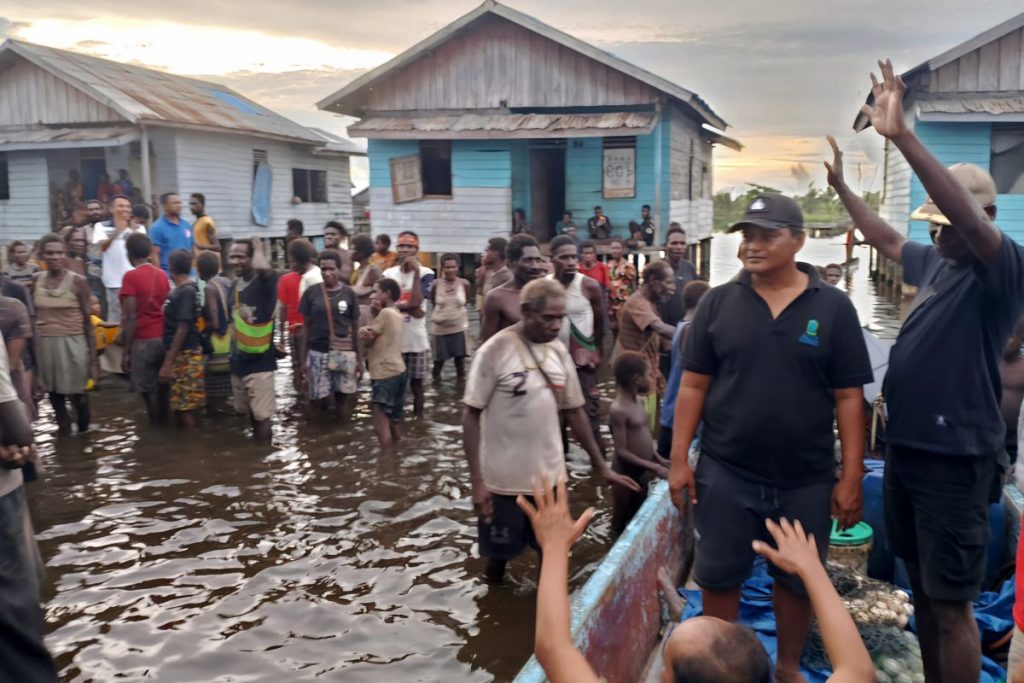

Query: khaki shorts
left=231, top=371, right=276, bottom=422
left=1010, top=625, right=1024, bottom=683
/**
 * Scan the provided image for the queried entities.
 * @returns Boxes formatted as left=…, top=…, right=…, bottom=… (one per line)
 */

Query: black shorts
left=371, top=373, right=406, bottom=422
left=884, top=445, right=1003, bottom=602
left=693, top=454, right=833, bottom=597
left=477, top=493, right=539, bottom=561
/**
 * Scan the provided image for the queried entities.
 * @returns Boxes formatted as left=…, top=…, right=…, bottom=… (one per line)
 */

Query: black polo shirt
left=683, top=263, right=873, bottom=487
left=884, top=235, right=1024, bottom=457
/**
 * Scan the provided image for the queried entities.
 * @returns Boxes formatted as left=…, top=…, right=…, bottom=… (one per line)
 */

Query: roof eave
left=141, top=119, right=324, bottom=146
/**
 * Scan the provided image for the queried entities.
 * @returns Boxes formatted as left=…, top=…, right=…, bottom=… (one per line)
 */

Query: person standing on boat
left=668, top=192, right=872, bottom=683
left=826, top=60, right=1024, bottom=683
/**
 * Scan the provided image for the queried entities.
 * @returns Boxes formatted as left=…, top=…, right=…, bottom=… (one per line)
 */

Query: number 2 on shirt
left=510, top=371, right=527, bottom=397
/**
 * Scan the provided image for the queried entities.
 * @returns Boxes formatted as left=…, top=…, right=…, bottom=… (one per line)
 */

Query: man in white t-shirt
left=382, top=230, right=435, bottom=415
left=462, top=278, right=640, bottom=582
left=95, top=194, right=146, bottom=323
left=0, top=333, right=58, bottom=679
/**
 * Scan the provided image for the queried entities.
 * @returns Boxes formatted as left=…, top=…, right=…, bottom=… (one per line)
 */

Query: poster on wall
left=603, top=147, right=636, bottom=199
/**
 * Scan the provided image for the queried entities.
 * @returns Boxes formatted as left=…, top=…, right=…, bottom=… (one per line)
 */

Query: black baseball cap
left=728, top=193, right=804, bottom=232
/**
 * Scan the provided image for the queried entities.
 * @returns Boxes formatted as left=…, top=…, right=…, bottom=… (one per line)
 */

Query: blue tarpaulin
left=251, top=161, right=271, bottom=226
left=679, top=558, right=1010, bottom=682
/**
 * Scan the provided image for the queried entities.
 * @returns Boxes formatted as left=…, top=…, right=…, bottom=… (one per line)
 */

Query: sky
left=2, top=0, right=1022, bottom=194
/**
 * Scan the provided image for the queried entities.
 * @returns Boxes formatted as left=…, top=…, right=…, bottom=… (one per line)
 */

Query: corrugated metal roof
left=308, top=127, right=367, bottom=155
left=0, top=39, right=325, bottom=145
left=918, top=96, right=1024, bottom=114
left=349, top=111, right=658, bottom=139
left=0, top=125, right=138, bottom=150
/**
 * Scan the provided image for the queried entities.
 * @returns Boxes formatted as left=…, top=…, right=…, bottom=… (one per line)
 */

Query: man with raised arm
left=826, top=59, right=1024, bottom=683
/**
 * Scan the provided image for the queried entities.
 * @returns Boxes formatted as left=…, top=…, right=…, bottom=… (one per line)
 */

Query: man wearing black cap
left=668, top=192, right=873, bottom=683
left=826, top=59, right=1024, bottom=683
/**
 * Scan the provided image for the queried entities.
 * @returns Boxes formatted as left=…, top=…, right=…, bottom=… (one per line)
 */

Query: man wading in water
left=827, top=59, right=1024, bottom=683
left=479, top=234, right=546, bottom=343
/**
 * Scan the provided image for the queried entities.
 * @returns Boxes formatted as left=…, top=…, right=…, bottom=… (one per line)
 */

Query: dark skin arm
left=462, top=406, right=493, bottom=522
left=649, top=318, right=675, bottom=340
left=0, top=397, right=35, bottom=467
left=397, top=260, right=425, bottom=319
left=204, top=282, right=220, bottom=332
left=159, top=321, right=189, bottom=382
left=668, top=371, right=712, bottom=509
left=833, top=387, right=866, bottom=530
left=480, top=288, right=503, bottom=343
left=352, top=266, right=380, bottom=298
left=581, top=277, right=604, bottom=353
left=121, top=296, right=137, bottom=373
left=610, top=407, right=668, bottom=477
left=564, top=407, right=641, bottom=493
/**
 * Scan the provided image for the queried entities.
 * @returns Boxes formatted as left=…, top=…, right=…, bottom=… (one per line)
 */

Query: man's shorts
left=371, top=373, right=406, bottom=422
left=478, top=493, right=539, bottom=561
left=402, top=351, right=431, bottom=381
left=231, top=371, right=277, bottom=422
left=170, top=351, right=205, bottom=412
left=693, top=454, right=833, bottom=597
left=307, top=349, right=358, bottom=400
left=130, top=338, right=166, bottom=394
left=884, top=445, right=1003, bottom=602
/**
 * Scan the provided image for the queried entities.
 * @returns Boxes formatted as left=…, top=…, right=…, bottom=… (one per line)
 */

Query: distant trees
left=713, top=184, right=880, bottom=232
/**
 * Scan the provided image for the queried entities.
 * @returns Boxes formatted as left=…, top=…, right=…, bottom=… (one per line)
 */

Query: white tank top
left=548, top=272, right=594, bottom=346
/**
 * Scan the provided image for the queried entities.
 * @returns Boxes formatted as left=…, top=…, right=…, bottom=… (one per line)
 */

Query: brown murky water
left=30, top=235, right=904, bottom=682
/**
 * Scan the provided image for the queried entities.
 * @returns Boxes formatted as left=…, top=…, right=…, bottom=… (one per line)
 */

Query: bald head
left=661, top=617, right=771, bottom=683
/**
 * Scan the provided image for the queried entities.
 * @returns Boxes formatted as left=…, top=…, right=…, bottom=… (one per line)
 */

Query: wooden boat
left=513, top=480, right=1024, bottom=683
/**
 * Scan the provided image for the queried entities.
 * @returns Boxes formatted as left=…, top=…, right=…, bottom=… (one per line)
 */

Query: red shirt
left=277, top=271, right=303, bottom=332
left=119, top=263, right=170, bottom=339
left=579, top=261, right=609, bottom=289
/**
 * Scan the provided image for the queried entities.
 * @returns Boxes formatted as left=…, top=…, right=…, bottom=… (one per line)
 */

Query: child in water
left=609, top=351, right=671, bottom=534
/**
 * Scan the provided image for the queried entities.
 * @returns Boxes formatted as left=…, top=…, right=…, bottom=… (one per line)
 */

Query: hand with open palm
left=823, top=135, right=845, bottom=191
left=861, top=58, right=908, bottom=140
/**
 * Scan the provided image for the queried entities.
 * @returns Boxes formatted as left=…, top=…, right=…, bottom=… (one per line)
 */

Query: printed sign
left=603, top=147, right=636, bottom=199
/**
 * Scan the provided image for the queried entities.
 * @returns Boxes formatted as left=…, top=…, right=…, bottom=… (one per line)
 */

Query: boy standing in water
left=609, top=351, right=670, bottom=534
left=360, top=278, right=407, bottom=451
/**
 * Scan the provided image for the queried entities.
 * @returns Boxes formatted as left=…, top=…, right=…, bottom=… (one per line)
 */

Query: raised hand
left=823, top=135, right=845, bottom=190
left=860, top=58, right=908, bottom=140
left=752, top=518, right=822, bottom=578
left=517, top=475, right=595, bottom=554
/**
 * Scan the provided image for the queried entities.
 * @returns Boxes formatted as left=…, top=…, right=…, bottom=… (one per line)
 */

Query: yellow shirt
left=194, top=215, right=217, bottom=249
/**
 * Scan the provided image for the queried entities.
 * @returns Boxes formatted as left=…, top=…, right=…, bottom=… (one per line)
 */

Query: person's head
left=7, top=241, right=28, bottom=266
left=100, top=173, right=110, bottom=184
left=660, top=617, right=772, bottom=683
left=131, top=203, right=150, bottom=227
left=520, top=278, right=566, bottom=344
left=513, top=208, right=526, bottom=222
left=642, top=261, right=676, bottom=303
left=65, top=226, right=87, bottom=256
left=197, top=251, right=220, bottom=281
left=229, top=239, right=256, bottom=277
left=609, top=237, right=626, bottom=260
left=682, top=280, right=711, bottom=314
left=69, top=169, right=80, bottom=182
left=168, top=248, right=192, bottom=278
left=85, top=199, right=104, bottom=221
left=189, top=192, right=206, bottom=217
left=89, top=294, right=102, bottom=317
left=564, top=223, right=578, bottom=239
left=109, top=194, right=132, bottom=224
left=126, top=232, right=153, bottom=262
left=396, top=231, right=420, bottom=260
left=287, top=238, right=316, bottom=273
left=593, top=205, right=603, bottom=217
left=665, top=226, right=687, bottom=262
left=323, top=221, right=347, bottom=249
left=823, top=263, right=843, bottom=286
left=38, top=233, right=67, bottom=272
left=507, top=234, right=544, bottom=284
left=628, top=221, right=643, bottom=239
left=118, top=169, right=128, bottom=180
left=580, top=240, right=597, bottom=267
left=372, top=278, right=401, bottom=309
left=286, top=218, right=304, bottom=242
left=550, top=235, right=579, bottom=280
left=728, top=194, right=806, bottom=275
left=641, top=204, right=651, bottom=219
left=440, top=253, right=460, bottom=281
left=319, top=249, right=343, bottom=288
left=910, top=163, right=998, bottom=263
left=160, top=192, right=181, bottom=219
left=614, top=351, right=650, bottom=395
left=350, top=233, right=374, bottom=261
left=374, top=233, right=392, bottom=255
left=562, top=211, right=573, bottom=223
left=483, top=236, right=508, bottom=266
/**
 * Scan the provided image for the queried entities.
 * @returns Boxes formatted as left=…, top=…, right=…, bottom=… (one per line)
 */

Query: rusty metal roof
left=349, top=111, right=659, bottom=139
left=0, top=39, right=326, bottom=145
left=917, top=95, right=1024, bottom=115
left=0, top=125, right=138, bottom=151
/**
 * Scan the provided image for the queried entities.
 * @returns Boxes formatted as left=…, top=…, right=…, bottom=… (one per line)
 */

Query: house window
left=419, top=141, right=452, bottom=197
left=0, top=153, right=8, bottom=201
left=991, top=126, right=1024, bottom=195
left=603, top=136, right=636, bottom=199
left=292, top=168, right=328, bottom=203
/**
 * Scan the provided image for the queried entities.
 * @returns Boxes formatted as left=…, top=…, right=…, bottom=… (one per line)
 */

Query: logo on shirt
left=798, top=319, right=820, bottom=347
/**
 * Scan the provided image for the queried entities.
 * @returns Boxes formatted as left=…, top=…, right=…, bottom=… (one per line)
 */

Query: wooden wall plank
left=978, top=41, right=1001, bottom=90
left=998, top=29, right=1022, bottom=91
left=957, top=50, right=980, bottom=91
left=937, top=62, right=959, bottom=92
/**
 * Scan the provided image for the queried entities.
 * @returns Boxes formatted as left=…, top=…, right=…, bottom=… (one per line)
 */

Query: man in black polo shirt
left=825, top=60, right=1024, bottom=683
left=668, top=193, right=872, bottom=683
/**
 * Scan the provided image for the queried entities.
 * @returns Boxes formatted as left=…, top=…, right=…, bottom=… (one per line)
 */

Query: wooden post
left=653, top=100, right=663, bottom=242
left=140, top=125, right=153, bottom=212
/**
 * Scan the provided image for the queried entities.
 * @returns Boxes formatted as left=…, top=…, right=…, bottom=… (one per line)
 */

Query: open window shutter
left=390, top=155, right=423, bottom=204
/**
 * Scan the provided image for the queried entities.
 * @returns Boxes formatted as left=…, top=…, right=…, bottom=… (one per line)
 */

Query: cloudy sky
left=2, top=0, right=1021, bottom=193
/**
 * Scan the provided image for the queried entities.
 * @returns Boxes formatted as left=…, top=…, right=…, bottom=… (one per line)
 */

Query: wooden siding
left=362, top=15, right=658, bottom=112
left=0, top=59, right=123, bottom=126
left=368, top=186, right=512, bottom=253
left=878, top=137, right=913, bottom=238
left=667, top=106, right=713, bottom=240
left=929, top=27, right=1024, bottom=93
left=0, top=151, right=52, bottom=241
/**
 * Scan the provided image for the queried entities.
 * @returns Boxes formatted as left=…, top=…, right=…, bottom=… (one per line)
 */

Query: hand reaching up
left=517, top=475, right=595, bottom=555
left=752, top=517, right=823, bottom=579
left=823, top=135, right=845, bottom=190
left=861, top=58, right=908, bottom=140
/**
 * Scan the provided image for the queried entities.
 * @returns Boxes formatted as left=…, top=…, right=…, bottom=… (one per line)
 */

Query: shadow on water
left=29, top=235, right=903, bottom=682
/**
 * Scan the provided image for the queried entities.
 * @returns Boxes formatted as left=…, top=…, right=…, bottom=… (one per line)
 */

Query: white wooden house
left=0, top=39, right=364, bottom=243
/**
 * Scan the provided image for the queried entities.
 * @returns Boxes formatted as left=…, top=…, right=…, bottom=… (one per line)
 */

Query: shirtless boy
left=480, top=234, right=545, bottom=343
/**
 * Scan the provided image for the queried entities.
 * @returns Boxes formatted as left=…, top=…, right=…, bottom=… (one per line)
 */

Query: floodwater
left=30, top=234, right=904, bottom=682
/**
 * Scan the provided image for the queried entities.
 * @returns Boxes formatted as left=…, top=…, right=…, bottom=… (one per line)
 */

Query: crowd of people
left=3, top=59, right=1024, bottom=683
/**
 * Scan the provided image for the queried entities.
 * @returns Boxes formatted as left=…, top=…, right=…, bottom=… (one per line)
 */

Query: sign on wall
left=603, top=147, right=636, bottom=199
left=390, top=155, right=424, bottom=204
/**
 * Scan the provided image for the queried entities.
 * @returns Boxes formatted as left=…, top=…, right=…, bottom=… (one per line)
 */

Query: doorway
left=529, top=143, right=566, bottom=243
left=80, top=155, right=107, bottom=202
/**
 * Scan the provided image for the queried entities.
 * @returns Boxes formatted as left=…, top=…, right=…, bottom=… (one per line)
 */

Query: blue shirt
left=884, top=235, right=1024, bottom=456
left=660, top=321, right=689, bottom=429
left=149, top=216, right=194, bottom=274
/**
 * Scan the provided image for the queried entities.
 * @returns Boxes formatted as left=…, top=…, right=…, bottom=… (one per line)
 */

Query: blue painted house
left=317, top=0, right=739, bottom=258
left=855, top=11, right=1024, bottom=244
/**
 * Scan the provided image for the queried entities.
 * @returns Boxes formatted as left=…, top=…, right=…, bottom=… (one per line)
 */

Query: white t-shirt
left=298, top=265, right=323, bottom=299
left=0, top=332, right=24, bottom=498
left=94, top=222, right=146, bottom=288
left=382, top=264, right=435, bottom=354
left=463, top=326, right=585, bottom=495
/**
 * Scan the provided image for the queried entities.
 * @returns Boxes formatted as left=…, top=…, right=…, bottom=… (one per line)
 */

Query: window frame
left=418, top=141, right=453, bottom=198
left=291, top=167, right=328, bottom=204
